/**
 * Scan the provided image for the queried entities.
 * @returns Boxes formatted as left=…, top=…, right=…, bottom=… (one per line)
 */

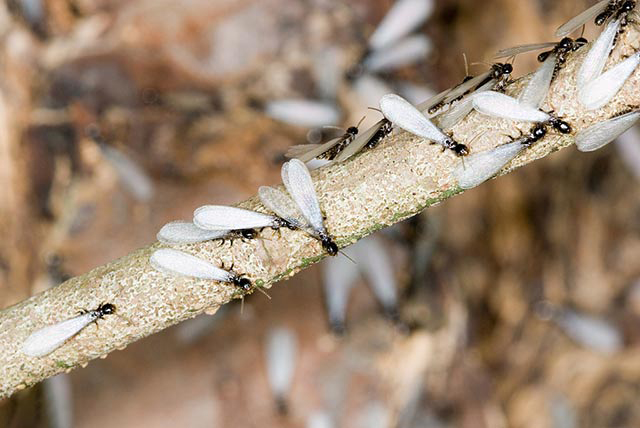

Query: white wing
left=285, top=144, right=323, bottom=158
left=615, top=126, right=640, bottom=179
left=265, top=327, right=297, bottom=398
left=441, top=70, right=492, bottom=105
left=579, top=52, right=640, bottom=110
left=334, top=119, right=387, bottom=162
left=22, top=312, right=96, bottom=357
left=379, top=94, right=446, bottom=143
left=555, top=0, right=609, bottom=37
left=556, top=309, right=622, bottom=354
left=101, top=145, right=154, bottom=202
left=363, top=35, right=432, bottom=73
left=286, top=137, right=343, bottom=162
left=157, top=221, right=229, bottom=244
left=193, top=205, right=277, bottom=230
left=577, top=18, right=620, bottom=89
left=416, top=87, right=453, bottom=113
left=494, top=42, right=557, bottom=58
left=519, top=53, right=556, bottom=108
left=368, top=0, right=434, bottom=51
left=307, top=412, right=334, bottom=428
left=354, top=237, right=397, bottom=310
left=307, top=126, right=345, bottom=144
left=454, top=140, right=524, bottom=189
left=281, top=159, right=326, bottom=233
left=322, top=252, right=359, bottom=328
left=473, top=91, right=550, bottom=123
left=150, top=248, right=233, bottom=282
left=258, top=186, right=307, bottom=229
left=575, top=111, right=640, bottom=152
left=265, top=99, right=340, bottom=128
left=436, top=80, right=493, bottom=129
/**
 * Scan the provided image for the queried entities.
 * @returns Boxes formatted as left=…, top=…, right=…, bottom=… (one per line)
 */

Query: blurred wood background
left=1, top=0, right=640, bottom=427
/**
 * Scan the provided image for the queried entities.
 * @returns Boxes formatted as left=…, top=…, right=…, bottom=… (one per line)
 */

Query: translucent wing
left=494, top=41, right=557, bottom=58
left=473, top=91, right=550, bottom=122
left=265, top=99, right=341, bottom=127
left=282, top=159, right=326, bottom=233
left=379, top=94, right=446, bottom=143
left=150, top=248, right=233, bottom=282
left=575, top=111, right=640, bottom=152
left=436, top=81, right=493, bottom=129
left=22, top=312, right=96, bottom=357
left=579, top=52, right=640, bottom=110
left=286, top=137, right=344, bottom=162
left=193, top=205, right=277, bottom=230
left=157, top=221, right=229, bottom=244
left=322, top=252, right=359, bottom=329
left=577, top=18, right=620, bottom=89
left=416, top=87, right=454, bottom=113
left=100, top=145, right=154, bottom=202
left=519, top=53, right=556, bottom=108
left=454, top=140, right=524, bottom=189
left=334, top=119, right=386, bottom=162
left=285, top=144, right=323, bottom=158
left=368, top=0, right=434, bottom=51
left=265, top=327, right=297, bottom=399
left=258, top=186, right=307, bottom=229
left=556, top=309, right=622, bottom=353
left=555, top=0, right=609, bottom=37
left=307, top=126, right=345, bottom=144
left=441, top=71, right=492, bottom=104
left=354, top=237, right=397, bottom=311
left=615, top=126, right=640, bottom=179
left=363, top=34, right=432, bottom=73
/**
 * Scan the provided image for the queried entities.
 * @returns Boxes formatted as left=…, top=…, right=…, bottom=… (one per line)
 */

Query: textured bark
left=1, top=24, right=639, bottom=399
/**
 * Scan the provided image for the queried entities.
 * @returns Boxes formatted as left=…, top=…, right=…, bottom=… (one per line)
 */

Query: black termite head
left=619, top=0, right=636, bottom=17
left=558, top=37, right=574, bottom=51
left=443, top=136, right=469, bottom=157
left=501, top=63, right=513, bottom=75
left=346, top=126, right=359, bottom=135
left=550, top=119, right=572, bottom=134
left=96, top=303, right=116, bottom=317
left=537, top=51, right=551, bottom=63
left=320, top=235, right=339, bottom=256
left=462, top=75, right=474, bottom=83
left=232, top=275, right=252, bottom=292
left=492, top=63, right=513, bottom=78
left=452, top=143, right=470, bottom=157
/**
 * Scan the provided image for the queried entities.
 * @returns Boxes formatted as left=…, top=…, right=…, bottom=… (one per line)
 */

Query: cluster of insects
left=21, top=0, right=640, bottom=360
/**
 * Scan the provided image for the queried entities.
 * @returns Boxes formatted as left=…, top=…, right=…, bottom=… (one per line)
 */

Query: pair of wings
left=285, top=126, right=349, bottom=162
left=22, top=311, right=101, bottom=357
left=260, top=159, right=326, bottom=237
left=150, top=248, right=235, bottom=282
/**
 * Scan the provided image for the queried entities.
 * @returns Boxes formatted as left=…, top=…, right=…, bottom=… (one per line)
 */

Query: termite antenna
left=367, top=106, right=383, bottom=114
left=462, top=52, right=469, bottom=76
left=254, top=286, right=272, bottom=300
left=339, top=250, right=356, bottom=264
left=356, top=115, right=366, bottom=127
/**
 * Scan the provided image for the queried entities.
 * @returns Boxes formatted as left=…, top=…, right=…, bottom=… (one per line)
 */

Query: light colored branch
left=1, top=25, right=639, bottom=399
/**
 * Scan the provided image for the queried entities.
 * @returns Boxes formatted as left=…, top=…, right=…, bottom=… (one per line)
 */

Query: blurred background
left=1, top=0, right=640, bottom=427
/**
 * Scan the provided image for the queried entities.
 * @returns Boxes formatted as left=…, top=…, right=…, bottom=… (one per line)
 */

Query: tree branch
left=1, top=24, right=639, bottom=399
